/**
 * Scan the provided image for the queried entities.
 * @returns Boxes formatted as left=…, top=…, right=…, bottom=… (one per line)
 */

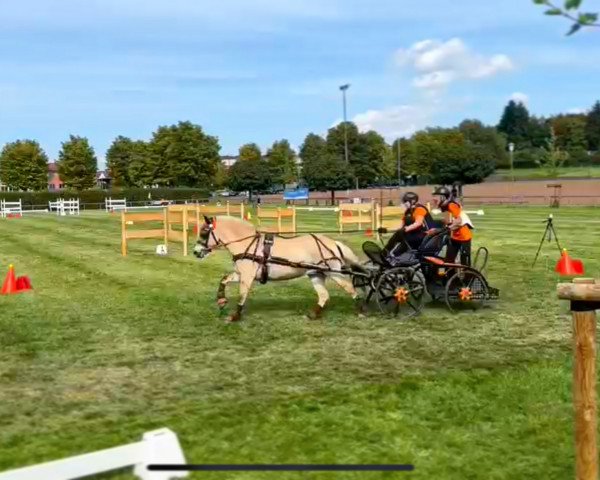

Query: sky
left=1, top=0, right=599, bottom=168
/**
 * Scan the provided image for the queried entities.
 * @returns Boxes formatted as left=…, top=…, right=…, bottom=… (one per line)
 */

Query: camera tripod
left=532, top=214, right=563, bottom=267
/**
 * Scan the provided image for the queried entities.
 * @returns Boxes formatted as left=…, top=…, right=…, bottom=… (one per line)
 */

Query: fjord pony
left=194, top=215, right=363, bottom=323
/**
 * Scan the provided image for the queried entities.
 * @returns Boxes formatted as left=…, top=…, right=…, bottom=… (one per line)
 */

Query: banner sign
left=283, top=188, right=309, bottom=200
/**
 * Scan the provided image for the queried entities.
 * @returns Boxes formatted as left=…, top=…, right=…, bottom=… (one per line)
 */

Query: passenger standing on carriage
left=432, top=186, right=472, bottom=266
left=383, top=192, right=434, bottom=257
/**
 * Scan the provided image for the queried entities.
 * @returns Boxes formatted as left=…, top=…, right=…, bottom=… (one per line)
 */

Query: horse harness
left=232, top=233, right=347, bottom=284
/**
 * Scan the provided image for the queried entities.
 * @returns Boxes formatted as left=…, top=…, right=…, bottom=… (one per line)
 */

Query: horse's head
left=193, top=216, right=219, bottom=259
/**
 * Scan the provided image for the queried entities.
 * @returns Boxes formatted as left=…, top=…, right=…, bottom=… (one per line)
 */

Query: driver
left=382, top=192, right=435, bottom=257
left=432, top=186, right=472, bottom=266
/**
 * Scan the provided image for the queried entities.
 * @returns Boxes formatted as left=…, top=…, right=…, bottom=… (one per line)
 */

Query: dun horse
left=193, top=215, right=365, bottom=322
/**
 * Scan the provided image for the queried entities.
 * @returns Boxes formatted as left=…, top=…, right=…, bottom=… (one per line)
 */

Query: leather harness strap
left=231, top=232, right=346, bottom=284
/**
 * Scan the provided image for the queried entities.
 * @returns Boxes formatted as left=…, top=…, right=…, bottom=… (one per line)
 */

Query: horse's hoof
left=306, top=306, right=323, bottom=320
left=217, top=298, right=228, bottom=309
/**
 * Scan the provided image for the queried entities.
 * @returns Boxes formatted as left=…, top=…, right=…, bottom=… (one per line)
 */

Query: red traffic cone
left=16, top=276, right=32, bottom=292
left=1, top=265, right=18, bottom=295
left=365, top=228, right=373, bottom=237
left=555, top=249, right=585, bottom=276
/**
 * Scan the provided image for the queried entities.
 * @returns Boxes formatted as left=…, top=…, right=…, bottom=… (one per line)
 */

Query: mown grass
left=0, top=206, right=599, bottom=479
left=493, top=166, right=600, bottom=181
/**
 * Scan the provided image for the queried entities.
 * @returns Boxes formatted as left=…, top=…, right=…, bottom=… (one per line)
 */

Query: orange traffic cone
left=365, top=228, right=373, bottom=237
left=16, top=276, right=32, bottom=292
left=1, top=265, right=17, bottom=295
left=555, top=249, right=584, bottom=276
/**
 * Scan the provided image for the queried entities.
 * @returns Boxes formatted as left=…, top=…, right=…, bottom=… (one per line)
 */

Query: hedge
left=0, top=187, right=211, bottom=209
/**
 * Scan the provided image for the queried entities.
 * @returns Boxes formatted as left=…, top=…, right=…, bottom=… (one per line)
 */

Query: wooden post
left=121, top=211, right=128, bottom=256
left=182, top=208, right=188, bottom=256
left=557, top=278, right=600, bottom=480
left=277, top=208, right=282, bottom=233
left=163, top=208, right=168, bottom=247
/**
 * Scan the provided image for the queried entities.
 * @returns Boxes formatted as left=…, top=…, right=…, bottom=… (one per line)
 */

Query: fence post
left=557, top=278, right=600, bottom=480
left=121, top=211, right=128, bottom=256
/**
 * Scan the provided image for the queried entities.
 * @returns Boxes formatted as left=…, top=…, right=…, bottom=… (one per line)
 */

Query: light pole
left=508, top=142, right=515, bottom=182
left=397, top=138, right=402, bottom=187
left=339, top=84, right=350, bottom=166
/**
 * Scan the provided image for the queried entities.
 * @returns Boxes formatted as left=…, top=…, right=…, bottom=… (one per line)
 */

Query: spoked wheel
left=375, top=268, right=426, bottom=319
left=444, top=269, right=490, bottom=313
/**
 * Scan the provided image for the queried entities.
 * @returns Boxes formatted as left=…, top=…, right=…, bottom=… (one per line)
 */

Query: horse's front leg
left=306, top=271, right=330, bottom=320
left=216, top=271, right=240, bottom=312
left=226, top=263, right=257, bottom=323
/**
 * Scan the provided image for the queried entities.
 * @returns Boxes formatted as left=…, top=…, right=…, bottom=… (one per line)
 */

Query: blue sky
left=1, top=0, right=599, bottom=167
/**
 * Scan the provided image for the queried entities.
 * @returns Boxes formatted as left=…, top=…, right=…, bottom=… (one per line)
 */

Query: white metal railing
left=0, top=428, right=187, bottom=480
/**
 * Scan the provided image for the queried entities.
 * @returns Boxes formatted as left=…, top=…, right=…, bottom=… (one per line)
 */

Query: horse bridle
left=194, top=216, right=260, bottom=259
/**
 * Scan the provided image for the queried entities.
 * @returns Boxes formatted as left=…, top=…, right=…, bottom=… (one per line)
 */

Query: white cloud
left=567, top=107, right=587, bottom=114
left=509, top=92, right=529, bottom=105
left=352, top=104, right=437, bottom=140
left=394, top=38, right=514, bottom=93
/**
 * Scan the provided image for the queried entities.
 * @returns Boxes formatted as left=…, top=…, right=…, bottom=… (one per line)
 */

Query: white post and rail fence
left=0, top=428, right=187, bottom=480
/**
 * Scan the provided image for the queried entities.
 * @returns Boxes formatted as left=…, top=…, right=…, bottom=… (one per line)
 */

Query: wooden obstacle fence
left=0, top=428, right=187, bottom=480
left=557, top=278, right=600, bottom=480
left=121, top=210, right=168, bottom=256
left=256, top=206, right=296, bottom=233
left=120, top=203, right=246, bottom=256
left=0, top=199, right=22, bottom=218
left=337, top=201, right=375, bottom=234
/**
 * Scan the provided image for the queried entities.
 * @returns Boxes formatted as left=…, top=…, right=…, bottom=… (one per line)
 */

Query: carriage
left=195, top=216, right=499, bottom=322
left=351, top=227, right=500, bottom=319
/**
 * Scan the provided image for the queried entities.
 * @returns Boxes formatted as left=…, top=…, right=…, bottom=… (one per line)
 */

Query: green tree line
left=1, top=101, right=599, bottom=193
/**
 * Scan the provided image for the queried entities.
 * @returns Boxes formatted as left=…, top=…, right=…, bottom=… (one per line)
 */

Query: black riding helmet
left=402, top=191, right=419, bottom=205
left=433, top=186, right=452, bottom=209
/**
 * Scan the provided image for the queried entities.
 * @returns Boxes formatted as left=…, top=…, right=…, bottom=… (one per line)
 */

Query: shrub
left=0, top=187, right=211, bottom=209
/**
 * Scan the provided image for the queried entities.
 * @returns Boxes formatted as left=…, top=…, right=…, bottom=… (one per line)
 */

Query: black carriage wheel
left=375, top=268, right=425, bottom=319
left=444, top=269, right=490, bottom=313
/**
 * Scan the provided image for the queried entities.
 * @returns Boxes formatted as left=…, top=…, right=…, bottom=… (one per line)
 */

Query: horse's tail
left=335, top=241, right=362, bottom=270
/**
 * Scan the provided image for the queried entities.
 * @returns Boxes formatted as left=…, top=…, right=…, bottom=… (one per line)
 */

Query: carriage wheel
left=375, top=268, right=425, bottom=319
left=444, top=269, right=489, bottom=313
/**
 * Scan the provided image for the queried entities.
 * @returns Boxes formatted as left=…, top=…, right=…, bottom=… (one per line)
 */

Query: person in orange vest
left=382, top=192, right=435, bottom=257
left=432, top=186, right=472, bottom=266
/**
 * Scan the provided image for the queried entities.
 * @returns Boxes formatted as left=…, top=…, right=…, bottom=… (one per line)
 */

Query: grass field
left=493, top=166, right=600, bottom=181
left=1, top=206, right=600, bottom=479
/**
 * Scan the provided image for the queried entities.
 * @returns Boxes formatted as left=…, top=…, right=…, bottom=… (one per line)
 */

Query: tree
left=536, top=128, right=569, bottom=177
left=355, top=131, right=388, bottom=186
left=391, top=138, right=419, bottom=181
left=148, top=121, right=220, bottom=187
left=325, top=122, right=362, bottom=185
left=550, top=113, right=588, bottom=164
left=227, top=146, right=271, bottom=196
left=300, top=133, right=352, bottom=203
left=526, top=116, right=552, bottom=149
left=532, top=0, right=599, bottom=35
left=57, top=135, right=97, bottom=190
left=586, top=101, right=600, bottom=151
left=497, top=100, right=531, bottom=146
left=106, top=136, right=139, bottom=187
left=238, top=143, right=262, bottom=163
left=459, top=119, right=509, bottom=168
left=126, top=141, right=152, bottom=187
left=430, top=142, right=496, bottom=184
left=0, top=140, right=49, bottom=191
left=266, top=140, right=297, bottom=187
